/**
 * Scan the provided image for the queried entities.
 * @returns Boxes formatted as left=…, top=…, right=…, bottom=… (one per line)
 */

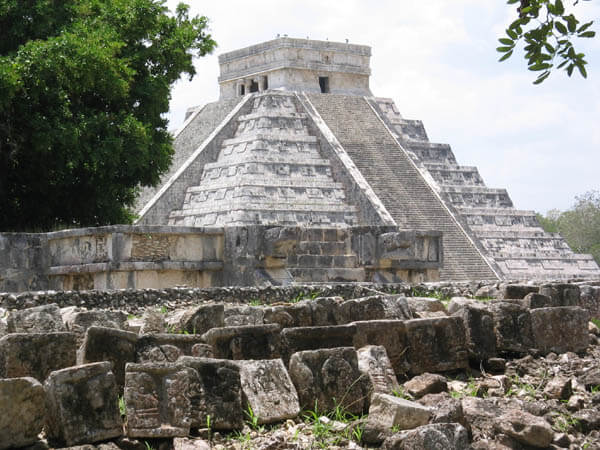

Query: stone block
left=236, top=359, right=300, bottom=424
left=77, top=326, right=138, bottom=390
left=61, top=307, right=128, bottom=335
left=45, top=362, right=122, bottom=446
left=404, top=373, right=447, bottom=398
left=136, top=334, right=208, bottom=363
left=178, top=356, right=244, bottom=430
left=494, top=410, right=553, bottom=448
left=124, top=362, right=194, bottom=437
left=404, top=317, right=468, bottom=374
left=539, top=283, right=580, bottom=306
left=139, top=308, right=166, bottom=334
left=288, top=347, right=369, bottom=414
left=381, top=423, right=469, bottom=450
left=353, top=320, right=410, bottom=377
left=580, top=285, right=600, bottom=319
left=202, top=324, right=281, bottom=360
left=263, top=301, right=313, bottom=328
left=530, top=307, right=590, bottom=354
left=337, top=295, right=411, bottom=324
left=0, top=332, right=77, bottom=381
left=280, top=324, right=356, bottom=362
left=166, top=303, right=224, bottom=335
left=499, top=284, right=539, bottom=300
left=357, top=345, right=399, bottom=395
left=522, top=292, right=555, bottom=309
left=406, top=297, right=445, bottom=317
left=418, top=393, right=466, bottom=427
left=363, top=393, right=431, bottom=444
left=224, top=305, right=264, bottom=326
left=7, top=303, right=66, bottom=333
left=0, top=377, right=46, bottom=450
left=309, top=296, right=343, bottom=326
left=490, top=302, right=534, bottom=355
left=451, top=303, right=497, bottom=361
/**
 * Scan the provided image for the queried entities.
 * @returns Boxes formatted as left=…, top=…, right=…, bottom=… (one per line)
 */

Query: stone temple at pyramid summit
left=2, top=37, right=599, bottom=292
left=131, top=36, right=600, bottom=284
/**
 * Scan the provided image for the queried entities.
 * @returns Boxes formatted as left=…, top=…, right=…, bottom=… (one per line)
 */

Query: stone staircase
left=373, top=97, right=600, bottom=280
left=307, top=94, right=498, bottom=281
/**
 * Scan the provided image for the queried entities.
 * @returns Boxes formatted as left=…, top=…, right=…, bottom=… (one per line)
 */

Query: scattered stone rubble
left=0, top=280, right=599, bottom=449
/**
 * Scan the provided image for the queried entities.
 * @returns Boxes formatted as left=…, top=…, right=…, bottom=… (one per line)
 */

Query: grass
left=118, top=396, right=126, bottom=418
left=591, top=317, right=600, bottom=329
left=553, top=412, right=581, bottom=433
left=300, top=399, right=366, bottom=448
left=244, top=404, right=264, bottom=432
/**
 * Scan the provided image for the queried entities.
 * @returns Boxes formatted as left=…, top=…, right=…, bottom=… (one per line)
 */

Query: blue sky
left=165, top=1, right=600, bottom=214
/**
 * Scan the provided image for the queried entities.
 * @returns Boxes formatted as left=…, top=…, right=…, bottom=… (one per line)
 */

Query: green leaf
left=555, top=0, right=564, bottom=16
left=555, top=22, right=568, bottom=34
left=499, top=38, right=514, bottom=45
left=577, top=21, right=593, bottom=33
left=544, top=43, right=555, bottom=54
left=577, top=63, right=588, bottom=78
left=507, top=28, right=518, bottom=39
left=498, top=50, right=513, bottom=62
left=533, top=71, right=551, bottom=84
left=529, top=62, right=552, bottom=71
left=578, top=31, right=595, bottom=38
left=496, top=46, right=513, bottom=53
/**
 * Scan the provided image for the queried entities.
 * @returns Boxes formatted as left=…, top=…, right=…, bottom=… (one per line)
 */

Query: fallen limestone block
left=202, top=324, right=281, bottom=360
left=522, top=292, right=555, bottom=309
left=309, top=296, right=343, bottom=326
left=136, top=333, right=207, bottom=363
left=263, top=301, right=313, bottom=328
left=45, top=362, right=122, bottom=446
left=288, top=347, right=369, bottom=415
left=77, top=326, right=138, bottom=390
left=139, top=308, right=167, bottom=334
left=499, top=284, right=539, bottom=300
left=0, top=377, right=46, bottom=450
left=357, top=345, right=400, bottom=395
left=61, top=307, right=128, bottom=335
left=494, top=409, right=554, bottom=448
left=405, top=297, right=446, bottom=318
left=166, top=303, right=224, bottom=335
left=7, top=303, right=66, bottom=333
left=280, top=324, right=356, bottom=362
left=353, top=320, right=410, bottom=377
left=381, top=423, right=469, bottom=450
left=450, top=302, right=497, bottom=361
left=539, top=283, right=580, bottom=306
left=178, top=356, right=244, bottom=430
left=404, top=373, right=447, bottom=398
left=543, top=376, right=572, bottom=400
left=404, top=317, right=468, bottom=374
left=0, top=332, right=77, bottom=381
left=530, top=307, right=589, bottom=354
left=236, top=359, right=300, bottom=424
left=337, top=295, right=411, bottom=324
left=363, top=393, right=431, bottom=444
left=418, top=393, right=466, bottom=427
left=224, top=305, right=264, bottom=326
left=173, top=437, right=211, bottom=450
left=124, top=362, right=194, bottom=438
left=490, top=302, right=534, bottom=355
left=580, top=285, right=600, bottom=319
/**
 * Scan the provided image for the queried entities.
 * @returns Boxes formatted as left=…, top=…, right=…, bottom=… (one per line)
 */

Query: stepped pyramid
left=136, top=37, right=600, bottom=281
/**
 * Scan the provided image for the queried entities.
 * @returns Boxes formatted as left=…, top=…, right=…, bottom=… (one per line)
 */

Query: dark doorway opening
left=240, top=85, right=245, bottom=96
left=250, top=80, right=259, bottom=92
left=319, top=76, right=330, bottom=93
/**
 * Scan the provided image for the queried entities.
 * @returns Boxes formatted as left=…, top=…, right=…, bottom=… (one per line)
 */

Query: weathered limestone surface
left=178, top=356, right=244, bottom=430
left=337, top=295, right=412, bottom=324
left=280, top=324, right=356, bottom=361
left=357, top=345, right=400, bottom=395
left=7, top=303, right=66, bottom=333
left=202, top=324, right=281, bottom=360
left=494, top=410, right=554, bottom=448
left=0, top=332, right=77, bottom=381
left=237, top=359, right=300, bottom=424
left=381, top=423, right=470, bottom=450
left=77, top=326, right=138, bottom=389
left=530, top=306, right=590, bottom=354
left=352, top=320, right=410, bottom=377
left=0, top=377, right=46, bottom=450
left=450, top=301, right=497, bottom=361
left=288, top=347, right=369, bottom=414
left=61, top=307, right=128, bottom=335
left=136, top=333, right=208, bottom=363
left=166, top=303, right=224, bottom=335
left=124, top=362, right=194, bottom=438
left=491, top=302, right=534, bottom=355
left=364, top=393, right=431, bottom=444
left=405, top=317, right=468, bottom=374
left=45, top=362, right=122, bottom=446
left=404, top=373, right=448, bottom=398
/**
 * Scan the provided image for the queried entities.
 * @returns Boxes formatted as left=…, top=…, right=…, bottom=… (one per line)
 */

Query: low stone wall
left=0, top=225, right=442, bottom=292
left=0, top=281, right=598, bottom=448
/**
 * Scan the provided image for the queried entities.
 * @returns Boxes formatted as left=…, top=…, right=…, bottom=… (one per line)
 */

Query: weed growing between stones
left=118, top=395, right=126, bottom=419
left=553, top=412, right=581, bottom=433
left=244, top=404, right=264, bottom=432
left=592, top=318, right=600, bottom=329
left=302, top=399, right=366, bottom=448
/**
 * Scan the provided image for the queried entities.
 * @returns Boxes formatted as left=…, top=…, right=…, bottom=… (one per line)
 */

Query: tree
left=0, top=0, right=216, bottom=230
left=498, top=0, right=595, bottom=84
left=537, top=191, right=600, bottom=264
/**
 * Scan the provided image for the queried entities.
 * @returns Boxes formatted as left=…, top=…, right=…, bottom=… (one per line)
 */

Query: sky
left=165, top=0, right=600, bottom=215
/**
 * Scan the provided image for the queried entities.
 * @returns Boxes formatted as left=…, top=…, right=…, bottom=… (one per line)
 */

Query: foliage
left=0, top=0, right=216, bottom=230
left=302, top=400, right=365, bottom=448
left=498, top=0, right=595, bottom=84
left=537, top=190, right=600, bottom=264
